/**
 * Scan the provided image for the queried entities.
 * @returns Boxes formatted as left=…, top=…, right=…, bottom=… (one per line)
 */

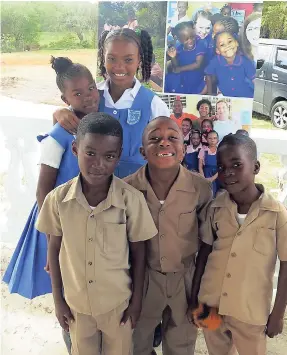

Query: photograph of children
left=164, top=2, right=263, bottom=98
left=98, top=1, right=167, bottom=91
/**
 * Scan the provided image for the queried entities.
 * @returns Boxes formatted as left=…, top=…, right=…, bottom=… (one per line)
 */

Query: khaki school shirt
left=36, top=175, right=157, bottom=317
left=124, top=165, right=213, bottom=272
left=199, top=185, right=287, bottom=325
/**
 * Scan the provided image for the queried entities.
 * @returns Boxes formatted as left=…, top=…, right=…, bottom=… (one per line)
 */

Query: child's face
left=221, top=7, right=231, bottom=17
left=73, top=133, right=122, bottom=186
left=178, top=27, right=196, bottom=50
left=202, top=121, right=213, bottom=132
left=182, top=120, right=192, bottom=135
left=196, top=17, right=212, bottom=39
left=207, top=132, right=218, bottom=147
left=246, top=18, right=261, bottom=46
left=62, top=76, right=99, bottom=115
left=104, top=38, right=140, bottom=88
left=212, top=22, right=224, bottom=39
left=141, top=119, right=185, bottom=170
left=177, top=2, right=188, bottom=16
left=199, top=103, right=210, bottom=118
left=216, top=32, right=239, bottom=59
left=217, top=144, right=260, bottom=194
left=191, top=133, right=201, bottom=147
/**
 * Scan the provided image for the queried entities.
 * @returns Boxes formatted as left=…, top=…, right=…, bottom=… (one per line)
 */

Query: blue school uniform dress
left=164, top=72, right=184, bottom=94
left=176, top=40, right=206, bottom=94
left=205, top=54, right=256, bottom=98
left=3, top=124, right=79, bottom=299
left=198, top=34, right=215, bottom=67
left=203, top=150, right=220, bottom=197
left=183, top=151, right=200, bottom=172
left=99, top=86, right=154, bottom=178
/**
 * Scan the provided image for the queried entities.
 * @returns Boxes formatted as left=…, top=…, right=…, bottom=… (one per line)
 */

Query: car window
left=256, top=45, right=273, bottom=69
left=275, top=48, right=287, bottom=70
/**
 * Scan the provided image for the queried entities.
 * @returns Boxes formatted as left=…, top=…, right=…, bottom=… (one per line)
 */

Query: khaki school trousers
left=69, top=300, right=132, bottom=355
left=133, top=264, right=198, bottom=355
left=204, top=315, right=266, bottom=355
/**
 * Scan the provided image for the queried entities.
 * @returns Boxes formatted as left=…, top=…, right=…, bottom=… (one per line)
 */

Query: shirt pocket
left=253, top=227, right=276, bottom=256
left=103, top=223, right=128, bottom=253
left=178, top=210, right=197, bottom=240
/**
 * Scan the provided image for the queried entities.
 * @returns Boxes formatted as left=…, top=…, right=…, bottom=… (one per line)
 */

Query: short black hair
left=173, top=21, right=195, bottom=37
left=191, top=129, right=201, bottom=137
left=196, top=99, right=212, bottom=114
left=182, top=118, right=193, bottom=126
left=76, top=112, right=123, bottom=144
left=218, top=133, right=257, bottom=160
left=51, top=56, right=93, bottom=93
left=221, top=4, right=232, bottom=15
left=218, top=16, right=240, bottom=34
left=207, top=130, right=219, bottom=138
left=98, top=28, right=153, bottom=82
left=236, top=129, right=249, bottom=137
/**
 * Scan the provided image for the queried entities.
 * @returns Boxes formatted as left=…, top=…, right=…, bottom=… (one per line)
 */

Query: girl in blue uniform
left=198, top=130, right=220, bottom=196
left=205, top=30, right=256, bottom=98
left=3, top=57, right=99, bottom=353
left=53, top=28, right=169, bottom=178
left=183, top=129, right=202, bottom=172
left=166, top=21, right=207, bottom=94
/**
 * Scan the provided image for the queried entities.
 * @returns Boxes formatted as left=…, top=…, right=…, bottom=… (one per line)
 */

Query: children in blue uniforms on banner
left=166, top=21, right=206, bottom=94
left=3, top=56, right=99, bottom=353
left=199, top=130, right=220, bottom=197
left=183, top=129, right=202, bottom=172
left=53, top=28, right=169, bottom=178
left=205, top=30, right=256, bottom=98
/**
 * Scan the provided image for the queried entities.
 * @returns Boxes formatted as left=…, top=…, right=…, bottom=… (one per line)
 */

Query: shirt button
left=88, top=261, right=92, bottom=266
left=226, top=273, right=231, bottom=278
left=161, top=256, right=166, bottom=261
left=232, top=88, right=235, bottom=90
left=88, top=238, right=93, bottom=242
left=160, top=234, right=165, bottom=239
left=222, top=292, right=228, bottom=297
left=231, top=77, right=234, bottom=80
left=231, top=252, right=237, bottom=257
left=113, top=110, right=117, bottom=115
left=160, top=210, right=165, bottom=215
left=90, top=215, right=94, bottom=218
left=237, top=231, right=242, bottom=236
left=89, top=280, right=93, bottom=284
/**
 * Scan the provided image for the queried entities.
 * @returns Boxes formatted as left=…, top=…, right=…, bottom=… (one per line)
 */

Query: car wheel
left=271, top=101, right=287, bottom=129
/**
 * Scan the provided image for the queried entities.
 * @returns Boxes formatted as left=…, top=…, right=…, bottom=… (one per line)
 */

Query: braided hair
left=219, top=16, right=240, bottom=35
left=50, top=56, right=93, bottom=93
left=98, top=28, right=153, bottom=82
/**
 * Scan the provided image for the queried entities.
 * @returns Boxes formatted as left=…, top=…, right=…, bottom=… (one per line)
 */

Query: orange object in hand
left=192, top=303, right=223, bottom=330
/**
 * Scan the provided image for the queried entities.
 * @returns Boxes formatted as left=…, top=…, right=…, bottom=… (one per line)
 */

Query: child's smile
left=216, top=32, right=239, bottom=59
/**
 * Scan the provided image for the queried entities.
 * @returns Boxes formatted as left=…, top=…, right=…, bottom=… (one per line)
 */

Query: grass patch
left=252, top=112, right=277, bottom=130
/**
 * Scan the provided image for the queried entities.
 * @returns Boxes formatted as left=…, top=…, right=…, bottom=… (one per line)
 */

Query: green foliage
left=261, top=2, right=287, bottom=39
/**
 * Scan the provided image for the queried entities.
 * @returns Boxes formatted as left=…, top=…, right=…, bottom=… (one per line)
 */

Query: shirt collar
left=135, top=165, right=196, bottom=193
left=62, top=174, right=126, bottom=211
left=218, top=54, right=242, bottom=67
left=211, top=184, right=280, bottom=212
left=97, top=78, right=141, bottom=100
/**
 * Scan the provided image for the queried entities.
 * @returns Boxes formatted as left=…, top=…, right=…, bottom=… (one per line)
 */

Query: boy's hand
left=266, top=312, right=284, bottom=338
left=167, top=46, right=177, bottom=58
left=55, top=299, right=74, bottom=332
left=44, top=260, right=50, bottom=274
left=120, top=301, right=142, bottom=329
left=187, top=301, right=198, bottom=325
left=53, top=108, right=80, bottom=134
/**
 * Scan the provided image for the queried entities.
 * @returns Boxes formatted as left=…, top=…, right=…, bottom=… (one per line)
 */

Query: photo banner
left=98, top=1, right=264, bottom=137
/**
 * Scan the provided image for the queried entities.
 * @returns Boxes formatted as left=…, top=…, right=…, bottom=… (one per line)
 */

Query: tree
left=1, top=2, right=41, bottom=51
left=261, top=2, right=287, bottom=39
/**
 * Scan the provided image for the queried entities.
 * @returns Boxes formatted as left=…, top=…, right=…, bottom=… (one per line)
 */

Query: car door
left=272, top=46, right=287, bottom=93
left=253, top=44, right=273, bottom=114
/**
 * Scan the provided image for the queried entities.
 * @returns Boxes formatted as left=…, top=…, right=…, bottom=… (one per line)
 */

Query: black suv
left=253, top=39, right=287, bottom=129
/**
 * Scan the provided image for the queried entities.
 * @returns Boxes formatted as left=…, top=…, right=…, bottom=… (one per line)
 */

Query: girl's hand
left=53, top=108, right=80, bottom=135
left=120, top=300, right=141, bottom=329
left=266, top=312, right=284, bottom=338
left=167, top=46, right=177, bottom=58
left=44, top=260, right=50, bottom=274
left=55, top=299, right=74, bottom=332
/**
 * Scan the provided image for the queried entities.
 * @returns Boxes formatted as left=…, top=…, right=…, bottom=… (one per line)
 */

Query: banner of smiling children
left=98, top=1, right=263, bottom=142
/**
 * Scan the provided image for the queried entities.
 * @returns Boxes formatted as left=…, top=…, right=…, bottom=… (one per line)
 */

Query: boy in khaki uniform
left=36, top=113, right=157, bottom=355
left=124, top=117, right=213, bottom=355
left=191, top=133, right=287, bottom=355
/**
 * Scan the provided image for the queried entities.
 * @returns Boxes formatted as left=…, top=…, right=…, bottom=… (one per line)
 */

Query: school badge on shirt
left=127, top=109, right=141, bottom=125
